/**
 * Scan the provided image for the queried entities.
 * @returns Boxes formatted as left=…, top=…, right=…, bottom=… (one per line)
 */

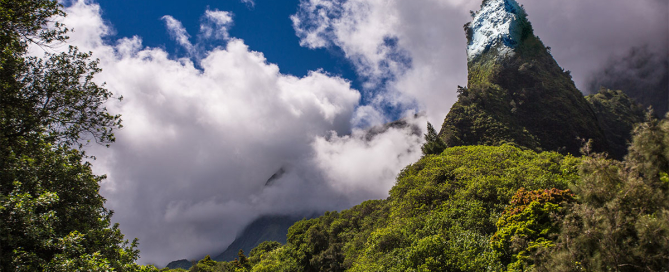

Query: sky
left=52, top=0, right=668, bottom=266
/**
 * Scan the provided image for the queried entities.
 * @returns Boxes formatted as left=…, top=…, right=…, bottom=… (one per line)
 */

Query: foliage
left=586, top=88, right=647, bottom=160
left=0, top=0, right=135, bottom=271
left=421, top=122, right=447, bottom=155
left=491, top=188, right=575, bottom=271
left=248, top=241, right=281, bottom=265
left=237, top=118, right=666, bottom=271
left=189, top=255, right=223, bottom=272
left=0, top=1, right=121, bottom=150
left=239, top=145, right=580, bottom=271
left=228, top=250, right=251, bottom=271
left=536, top=114, right=669, bottom=271
left=0, top=140, right=140, bottom=271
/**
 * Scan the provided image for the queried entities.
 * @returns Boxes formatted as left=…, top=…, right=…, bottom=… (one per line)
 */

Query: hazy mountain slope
left=588, top=46, right=668, bottom=117
left=210, top=215, right=308, bottom=262
left=165, top=259, right=192, bottom=270
left=586, top=89, right=646, bottom=160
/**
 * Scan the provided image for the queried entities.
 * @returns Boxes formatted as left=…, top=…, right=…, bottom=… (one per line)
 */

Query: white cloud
left=312, top=118, right=424, bottom=201
left=162, top=10, right=235, bottom=57
left=291, top=0, right=475, bottom=126
left=162, top=15, right=194, bottom=52
left=201, top=10, right=233, bottom=40
left=57, top=0, right=425, bottom=266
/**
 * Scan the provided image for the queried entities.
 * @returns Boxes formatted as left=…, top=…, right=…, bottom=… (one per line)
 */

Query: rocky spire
left=439, top=0, right=611, bottom=156
left=466, top=0, right=528, bottom=62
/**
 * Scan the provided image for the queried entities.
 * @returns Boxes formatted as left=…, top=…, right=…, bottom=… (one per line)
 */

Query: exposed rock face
left=440, top=0, right=609, bottom=156
left=466, top=0, right=527, bottom=61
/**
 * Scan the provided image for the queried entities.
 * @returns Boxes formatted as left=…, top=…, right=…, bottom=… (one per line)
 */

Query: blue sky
left=96, top=0, right=362, bottom=96
left=57, top=0, right=667, bottom=266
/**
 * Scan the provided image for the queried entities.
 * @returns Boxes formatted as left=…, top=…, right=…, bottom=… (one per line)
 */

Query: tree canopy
left=0, top=0, right=138, bottom=271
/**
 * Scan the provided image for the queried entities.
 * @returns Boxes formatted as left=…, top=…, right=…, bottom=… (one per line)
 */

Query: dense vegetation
left=0, top=1, right=151, bottom=271
left=585, top=89, right=646, bottom=160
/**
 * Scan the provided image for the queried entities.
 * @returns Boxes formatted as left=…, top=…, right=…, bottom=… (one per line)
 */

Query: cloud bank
left=59, top=0, right=424, bottom=266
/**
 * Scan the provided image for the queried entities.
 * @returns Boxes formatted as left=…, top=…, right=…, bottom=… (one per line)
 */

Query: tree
left=536, top=113, right=669, bottom=271
left=0, top=1, right=121, bottom=150
left=491, top=188, right=575, bottom=271
left=229, top=250, right=250, bottom=271
left=248, top=241, right=281, bottom=265
left=0, top=0, right=137, bottom=271
left=189, top=255, right=221, bottom=272
left=421, top=122, right=446, bottom=155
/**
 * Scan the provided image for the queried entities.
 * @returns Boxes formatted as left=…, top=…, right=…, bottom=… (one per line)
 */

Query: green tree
left=229, top=250, right=250, bottom=271
left=189, top=255, right=222, bottom=272
left=491, top=188, right=575, bottom=271
left=0, top=0, right=121, bottom=149
left=537, top=114, right=669, bottom=271
left=0, top=0, right=137, bottom=271
left=248, top=241, right=281, bottom=265
left=246, top=145, right=580, bottom=272
left=421, top=122, right=447, bottom=155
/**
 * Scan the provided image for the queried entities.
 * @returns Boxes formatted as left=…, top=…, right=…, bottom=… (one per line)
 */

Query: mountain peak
left=440, top=0, right=613, bottom=156
left=466, top=0, right=528, bottom=62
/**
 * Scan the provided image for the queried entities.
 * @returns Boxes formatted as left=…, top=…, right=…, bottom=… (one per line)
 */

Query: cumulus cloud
left=291, top=0, right=669, bottom=126
left=57, top=0, right=425, bottom=266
